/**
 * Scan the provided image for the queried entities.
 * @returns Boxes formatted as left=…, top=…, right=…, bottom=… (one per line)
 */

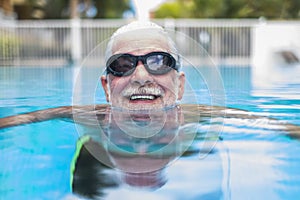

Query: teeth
left=130, top=95, right=156, bottom=100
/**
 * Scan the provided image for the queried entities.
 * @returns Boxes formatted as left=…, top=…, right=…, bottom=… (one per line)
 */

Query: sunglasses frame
left=106, top=51, right=179, bottom=77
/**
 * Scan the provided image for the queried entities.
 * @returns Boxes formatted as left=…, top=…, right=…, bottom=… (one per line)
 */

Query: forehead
left=111, top=29, right=171, bottom=55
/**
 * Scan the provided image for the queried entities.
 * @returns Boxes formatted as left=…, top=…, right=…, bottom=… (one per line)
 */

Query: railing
left=0, top=19, right=123, bottom=66
left=0, top=19, right=269, bottom=67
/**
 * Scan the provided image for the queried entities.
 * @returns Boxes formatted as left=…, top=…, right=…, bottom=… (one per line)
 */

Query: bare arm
left=0, top=105, right=109, bottom=129
left=0, top=106, right=73, bottom=129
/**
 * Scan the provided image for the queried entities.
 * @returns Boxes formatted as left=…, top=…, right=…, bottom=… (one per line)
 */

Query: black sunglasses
left=106, top=51, right=179, bottom=77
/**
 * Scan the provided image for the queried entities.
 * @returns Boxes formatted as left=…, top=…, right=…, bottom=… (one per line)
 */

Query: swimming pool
left=0, top=65, right=300, bottom=200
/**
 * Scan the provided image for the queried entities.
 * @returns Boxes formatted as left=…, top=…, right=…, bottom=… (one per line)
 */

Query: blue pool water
left=0, top=66, right=300, bottom=200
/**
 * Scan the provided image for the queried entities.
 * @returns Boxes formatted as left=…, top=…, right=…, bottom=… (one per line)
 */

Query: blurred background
left=0, top=0, right=299, bottom=68
left=1, top=0, right=299, bottom=20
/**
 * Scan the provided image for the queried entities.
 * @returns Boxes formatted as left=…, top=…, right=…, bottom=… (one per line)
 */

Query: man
left=100, top=20, right=185, bottom=110
left=0, top=21, right=187, bottom=128
left=70, top=21, right=198, bottom=196
left=66, top=21, right=202, bottom=198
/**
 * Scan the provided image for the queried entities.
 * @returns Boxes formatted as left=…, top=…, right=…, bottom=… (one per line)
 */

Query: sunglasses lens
left=146, top=54, right=174, bottom=74
left=107, top=52, right=177, bottom=76
left=108, top=55, right=136, bottom=76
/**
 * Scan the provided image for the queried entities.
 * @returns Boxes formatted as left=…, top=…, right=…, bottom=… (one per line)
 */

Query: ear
left=101, top=75, right=110, bottom=102
left=177, top=72, right=185, bottom=100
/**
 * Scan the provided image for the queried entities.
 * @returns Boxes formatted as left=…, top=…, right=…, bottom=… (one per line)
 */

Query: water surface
left=0, top=66, right=300, bottom=200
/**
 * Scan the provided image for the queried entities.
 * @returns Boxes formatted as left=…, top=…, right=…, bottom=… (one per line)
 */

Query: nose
left=130, top=61, right=154, bottom=85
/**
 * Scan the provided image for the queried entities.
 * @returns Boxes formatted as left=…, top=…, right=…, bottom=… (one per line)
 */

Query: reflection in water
left=71, top=105, right=223, bottom=199
left=1, top=104, right=300, bottom=199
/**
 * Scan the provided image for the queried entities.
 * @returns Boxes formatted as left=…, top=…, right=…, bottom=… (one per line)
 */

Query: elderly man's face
left=101, top=32, right=185, bottom=110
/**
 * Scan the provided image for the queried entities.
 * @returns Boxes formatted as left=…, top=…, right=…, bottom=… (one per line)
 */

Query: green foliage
left=192, top=0, right=227, bottom=18
left=11, top=0, right=300, bottom=19
left=45, top=0, right=70, bottom=19
left=155, top=2, right=182, bottom=18
left=14, top=0, right=131, bottom=19
left=94, top=0, right=131, bottom=18
left=153, top=0, right=300, bottom=19
left=155, top=0, right=193, bottom=18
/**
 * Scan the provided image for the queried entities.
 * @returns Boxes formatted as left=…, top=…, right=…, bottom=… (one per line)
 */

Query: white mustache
left=122, top=86, right=164, bottom=97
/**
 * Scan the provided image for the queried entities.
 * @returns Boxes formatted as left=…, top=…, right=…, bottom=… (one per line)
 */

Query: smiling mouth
left=130, top=94, right=160, bottom=101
